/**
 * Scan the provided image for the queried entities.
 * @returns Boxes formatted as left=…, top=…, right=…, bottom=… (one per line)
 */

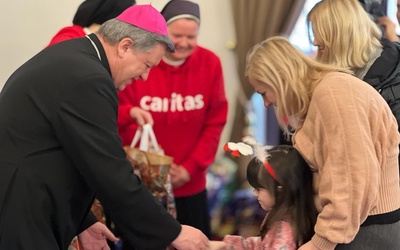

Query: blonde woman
left=308, top=0, right=400, bottom=133
left=245, top=36, right=400, bottom=250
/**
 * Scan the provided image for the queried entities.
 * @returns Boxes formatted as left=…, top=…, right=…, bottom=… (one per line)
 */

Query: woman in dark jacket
left=308, top=0, right=400, bottom=130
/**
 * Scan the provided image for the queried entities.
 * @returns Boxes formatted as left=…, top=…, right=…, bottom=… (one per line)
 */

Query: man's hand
left=171, top=225, right=209, bottom=250
left=129, top=107, right=154, bottom=126
left=78, top=222, right=118, bottom=250
left=169, top=163, right=190, bottom=188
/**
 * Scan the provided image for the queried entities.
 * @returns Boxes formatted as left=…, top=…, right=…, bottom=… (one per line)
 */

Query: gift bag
left=124, top=124, right=177, bottom=218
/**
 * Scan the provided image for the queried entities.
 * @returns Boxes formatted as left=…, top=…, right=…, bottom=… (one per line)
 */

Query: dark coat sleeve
left=77, top=211, right=98, bottom=234
left=52, top=75, right=181, bottom=249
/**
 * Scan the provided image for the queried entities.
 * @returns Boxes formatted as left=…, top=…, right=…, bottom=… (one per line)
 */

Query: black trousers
left=175, top=189, right=211, bottom=239
left=335, top=220, right=400, bottom=249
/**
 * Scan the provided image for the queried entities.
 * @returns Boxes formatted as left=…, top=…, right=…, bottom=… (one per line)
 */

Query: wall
left=0, top=0, right=81, bottom=87
left=0, top=0, right=240, bottom=153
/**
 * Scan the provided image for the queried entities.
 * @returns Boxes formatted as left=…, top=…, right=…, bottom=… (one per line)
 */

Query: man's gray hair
left=97, top=19, right=174, bottom=52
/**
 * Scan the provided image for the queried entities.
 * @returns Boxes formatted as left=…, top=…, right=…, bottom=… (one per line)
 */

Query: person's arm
left=171, top=225, right=209, bottom=250
left=129, top=107, right=153, bottom=126
left=209, top=241, right=227, bottom=250
left=52, top=75, right=182, bottom=249
left=222, top=235, right=260, bottom=250
left=213, top=221, right=296, bottom=250
left=377, top=16, right=400, bottom=42
left=298, top=241, right=319, bottom=250
left=78, top=222, right=119, bottom=249
left=117, top=84, right=153, bottom=146
left=118, top=86, right=154, bottom=127
left=77, top=211, right=98, bottom=234
left=169, top=163, right=191, bottom=188
left=117, top=84, right=136, bottom=130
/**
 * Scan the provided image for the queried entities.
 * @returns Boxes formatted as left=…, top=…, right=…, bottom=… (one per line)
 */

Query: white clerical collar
left=85, top=35, right=101, bottom=61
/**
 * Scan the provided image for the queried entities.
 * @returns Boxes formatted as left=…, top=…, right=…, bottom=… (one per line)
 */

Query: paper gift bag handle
left=130, top=124, right=160, bottom=153
left=140, top=124, right=160, bottom=152
left=130, top=128, right=142, bottom=148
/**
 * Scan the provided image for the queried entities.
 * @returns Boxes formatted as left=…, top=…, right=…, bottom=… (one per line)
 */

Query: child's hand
left=209, top=240, right=227, bottom=250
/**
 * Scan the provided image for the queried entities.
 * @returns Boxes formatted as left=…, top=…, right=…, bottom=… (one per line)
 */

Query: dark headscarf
left=73, top=0, right=135, bottom=27
left=161, top=0, right=200, bottom=25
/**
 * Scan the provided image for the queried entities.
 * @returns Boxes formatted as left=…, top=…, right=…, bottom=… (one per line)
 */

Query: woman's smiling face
left=164, top=18, right=199, bottom=61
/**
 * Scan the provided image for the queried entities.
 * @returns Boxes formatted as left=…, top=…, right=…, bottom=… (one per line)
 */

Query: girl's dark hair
left=247, top=145, right=317, bottom=246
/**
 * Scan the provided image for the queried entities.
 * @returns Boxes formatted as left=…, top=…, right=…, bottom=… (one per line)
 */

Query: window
left=387, top=0, right=400, bottom=34
left=288, top=0, right=321, bottom=55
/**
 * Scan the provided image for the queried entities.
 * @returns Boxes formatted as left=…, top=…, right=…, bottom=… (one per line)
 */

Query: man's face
left=113, top=41, right=166, bottom=90
left=397, top=0, right=400, bottom=23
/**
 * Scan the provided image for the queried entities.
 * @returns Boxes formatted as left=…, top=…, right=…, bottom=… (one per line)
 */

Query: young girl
left=210, top=143, right=317, bottom=250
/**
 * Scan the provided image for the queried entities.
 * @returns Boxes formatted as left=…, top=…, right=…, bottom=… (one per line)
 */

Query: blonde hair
left=245, top=36, right=350, bottom=134
left=307, top=0, right=382, bottom=69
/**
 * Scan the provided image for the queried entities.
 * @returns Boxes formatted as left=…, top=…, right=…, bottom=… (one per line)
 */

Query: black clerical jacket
left=0, top=34, right=180, bottom=250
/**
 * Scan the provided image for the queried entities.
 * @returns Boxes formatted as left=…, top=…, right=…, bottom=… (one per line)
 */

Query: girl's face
left=253, top=188, right=275, bottom=211
left=250, top=79, right=277, bottom=108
